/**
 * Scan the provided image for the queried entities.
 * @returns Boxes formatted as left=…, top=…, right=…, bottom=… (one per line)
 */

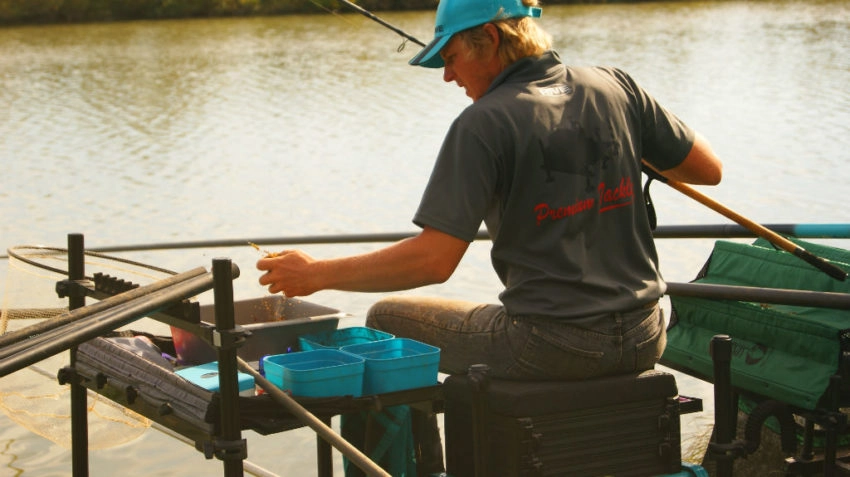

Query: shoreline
left=0, top=0, right=656, bottom=28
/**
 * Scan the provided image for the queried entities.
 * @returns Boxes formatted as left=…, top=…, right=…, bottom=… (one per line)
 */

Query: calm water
left=1, top=0, right=849, bottom=474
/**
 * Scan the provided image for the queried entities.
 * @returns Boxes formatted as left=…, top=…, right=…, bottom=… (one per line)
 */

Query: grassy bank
left=0, top=0, right=440, bottom=26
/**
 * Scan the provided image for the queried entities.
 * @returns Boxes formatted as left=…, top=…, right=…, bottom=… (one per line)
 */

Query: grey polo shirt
left=414, top=50, right=694, bottom=318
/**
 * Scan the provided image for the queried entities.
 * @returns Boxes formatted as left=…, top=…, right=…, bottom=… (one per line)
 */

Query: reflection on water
left=0, top=0, right=848, bottom=474
left=0, top=14, right=459, bottom=256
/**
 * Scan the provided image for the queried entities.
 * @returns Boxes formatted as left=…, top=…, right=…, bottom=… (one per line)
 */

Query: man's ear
left=482, top=23, right=501, bottom=51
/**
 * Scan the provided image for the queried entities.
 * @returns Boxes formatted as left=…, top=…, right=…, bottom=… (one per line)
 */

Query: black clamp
left=211, top=327, right=251, bottom=351
left=57, top=367, right=107, bottom=390
left=126, top=386, right=139, bottom=405
left=57, top=366, right=82, bottom=386
left=55, top=278, right=94, bottom=300
left=198, top=438, right=248, bottom=461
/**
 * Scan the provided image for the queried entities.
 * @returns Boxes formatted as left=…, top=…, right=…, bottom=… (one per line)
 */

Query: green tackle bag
left=662, top=237, right=850, bottom=410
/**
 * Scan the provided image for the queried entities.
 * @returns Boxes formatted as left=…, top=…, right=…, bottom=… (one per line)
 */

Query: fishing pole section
left=337, top=0, right=425, bottom=49
left=0, top=223, right=847, bottom=261
left=641, top=161, right=848, bottom=282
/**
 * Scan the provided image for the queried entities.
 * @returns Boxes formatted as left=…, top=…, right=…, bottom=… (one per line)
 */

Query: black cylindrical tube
left=711, top=334, right=735, bottom=477
left=468, top=364, right=491, bottom=477
left=666, top=282, right=850, bottom=310
left=67, top=233, right=86, bottom=310
left=212, top=258, right=244, bottom=477
left=68, top=233, right=88, bottom=477
left=0, top=294, right=145, bottom=361
left=0, top=266, right=207, bottom=350
left=0, top=271, right=218, bottom=377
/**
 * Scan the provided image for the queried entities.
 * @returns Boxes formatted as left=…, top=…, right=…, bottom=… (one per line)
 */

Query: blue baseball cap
left=409, top=0, right=542, bottom=68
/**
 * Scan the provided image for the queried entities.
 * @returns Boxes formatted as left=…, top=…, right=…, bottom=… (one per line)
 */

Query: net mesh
left=1, top=245, right=180, bottom=449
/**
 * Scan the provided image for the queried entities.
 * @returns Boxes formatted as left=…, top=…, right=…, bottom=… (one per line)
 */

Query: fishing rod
left=2, top=224, right=849, bottom=260
left=642, top=162, right=848, bottom=282
left=337, top=0, right=426, bottom=47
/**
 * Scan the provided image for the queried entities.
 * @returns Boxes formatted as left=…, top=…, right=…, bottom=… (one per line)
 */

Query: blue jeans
left=365, top=296, right=666, bottom=380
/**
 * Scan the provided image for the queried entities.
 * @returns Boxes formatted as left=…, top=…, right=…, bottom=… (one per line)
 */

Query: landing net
left=1, top=245, right=178, bottom=449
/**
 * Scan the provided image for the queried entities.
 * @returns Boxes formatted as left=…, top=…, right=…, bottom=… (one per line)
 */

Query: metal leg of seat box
left=467, top=364, right=492, bottom=477
left=318, top=416, right=333, bottom=477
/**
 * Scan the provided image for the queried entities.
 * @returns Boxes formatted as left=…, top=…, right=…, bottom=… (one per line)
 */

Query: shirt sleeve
left=608, top=68, right=695, bottom=171
left=413, top=114, right=500, bottom=243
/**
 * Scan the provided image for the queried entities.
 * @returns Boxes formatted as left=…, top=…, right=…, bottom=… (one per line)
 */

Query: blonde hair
left=455, top=1, right=552, bottom=67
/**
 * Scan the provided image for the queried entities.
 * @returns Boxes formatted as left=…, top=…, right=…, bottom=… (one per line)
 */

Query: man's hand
left=257, top=249, right=318, bottom=297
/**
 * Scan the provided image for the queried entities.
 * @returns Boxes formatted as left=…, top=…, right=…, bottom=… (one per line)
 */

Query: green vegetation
left=0, top=0, right=437, bottom=26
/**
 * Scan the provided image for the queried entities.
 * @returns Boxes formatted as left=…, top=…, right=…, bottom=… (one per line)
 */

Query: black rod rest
left=57, top=366, right=85, bottom=386
left=709, top=334, right=743, bottom=477
left=211, top=327, right=251, bottom=352
left=56, top=278, right=95, bottom=300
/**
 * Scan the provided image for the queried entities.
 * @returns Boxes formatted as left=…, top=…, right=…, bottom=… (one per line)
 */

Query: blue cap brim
left=410, top=0, right=542, bottom=69
left=409, top=34, right=452, bottom=68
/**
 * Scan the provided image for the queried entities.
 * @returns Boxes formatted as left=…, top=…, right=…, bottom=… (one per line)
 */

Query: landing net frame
left=1, top=244, right=181, bottom=450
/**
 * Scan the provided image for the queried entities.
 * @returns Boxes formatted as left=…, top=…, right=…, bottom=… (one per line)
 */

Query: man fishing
left=258, top=0, right=722, bottom=472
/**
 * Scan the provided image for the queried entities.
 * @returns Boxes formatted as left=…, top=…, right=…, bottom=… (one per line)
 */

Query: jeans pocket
left=513, top=319, right=608, bottom=380
left=632, top=311, right=666, bottom=371
left=530, top=323, right=605, bottom=358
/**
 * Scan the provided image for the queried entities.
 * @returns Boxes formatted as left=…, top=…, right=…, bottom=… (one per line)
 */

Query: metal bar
left=317, top=417, right=333, bottom=477
left=0, top=295, right=150, bottom=361
left=665, top=282, right=850, bottom=310
left=0, top=270, right=226, bottom=377
left=213, top=258, right=245, bottom=477
left=469, top=364, right=492, bottom=477
left=68, top=233, right=89, bottom=477
left=824, top=375, right=842, bottom=477
left=0, top=267, right=206, bottom=349
left=87, top=232, right=439, bottom=252
left=63, top=223, right=850, bottom=253
left=0, top=268, right=208, bottom=361
left=3, top=223, right=846, bottom=259
left=652, top=223, right=850, bottom=239
left=711, top=335, right=735, bottom=477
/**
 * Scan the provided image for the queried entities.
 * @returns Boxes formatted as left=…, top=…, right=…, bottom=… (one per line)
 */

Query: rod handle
left=794, top=248, right=847, bottom=281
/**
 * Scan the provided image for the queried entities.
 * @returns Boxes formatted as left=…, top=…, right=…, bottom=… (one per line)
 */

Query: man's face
left=440, top=30, right=501, bottom=102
